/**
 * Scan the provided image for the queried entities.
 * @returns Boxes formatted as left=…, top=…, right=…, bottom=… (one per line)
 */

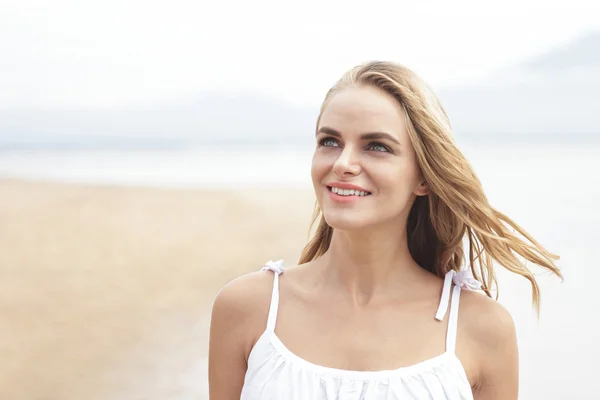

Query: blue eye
left=319, top=137, right=340, bottom=147
left=368, top=142, right=391, bottom=152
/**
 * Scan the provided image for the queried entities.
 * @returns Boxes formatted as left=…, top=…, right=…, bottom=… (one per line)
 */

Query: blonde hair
left=299, top=61, right=561, bottom=312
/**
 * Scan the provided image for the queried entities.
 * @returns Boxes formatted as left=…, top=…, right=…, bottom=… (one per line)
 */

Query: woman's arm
left=208, top=272, right=272, bottom=399
left=467, top=294, right=519, bottom=399
left=208, top=286, right=248, bottom=399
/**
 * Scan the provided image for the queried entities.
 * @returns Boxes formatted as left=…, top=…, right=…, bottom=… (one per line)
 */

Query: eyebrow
left=316, top=126, right=401, bottom=145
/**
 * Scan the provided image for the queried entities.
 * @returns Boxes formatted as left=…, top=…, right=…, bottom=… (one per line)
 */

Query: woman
left=208, top=61, right=561, bottom=399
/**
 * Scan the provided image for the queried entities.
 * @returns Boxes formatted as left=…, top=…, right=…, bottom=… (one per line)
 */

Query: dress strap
left=435, top=269, right=481, bottom=321
left=260, top=260, right=285, bottom=332
left=446, top=285, right=462, bottom=353
left=434, top=268, right=482, bottom=353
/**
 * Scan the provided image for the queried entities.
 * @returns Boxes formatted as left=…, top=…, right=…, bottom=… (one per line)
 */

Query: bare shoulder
left=208, top=270, right=279, bottom=398
left=211, top=269, right=275, bottom=321
left=457, top=289, right=519, bottom=396
left=458, top=290, right=517, bottom=351
left=210, top=269, right=277, bottom=353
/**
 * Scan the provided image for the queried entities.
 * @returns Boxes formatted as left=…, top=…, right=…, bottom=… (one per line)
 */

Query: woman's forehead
left=318, top=86, right=407, bottom=139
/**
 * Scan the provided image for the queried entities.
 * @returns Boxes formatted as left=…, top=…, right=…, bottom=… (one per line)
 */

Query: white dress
left=240, top=260, right=481, bottom=400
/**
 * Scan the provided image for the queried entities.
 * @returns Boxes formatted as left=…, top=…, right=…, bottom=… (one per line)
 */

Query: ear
left=414, top=180, right=429, bottom=196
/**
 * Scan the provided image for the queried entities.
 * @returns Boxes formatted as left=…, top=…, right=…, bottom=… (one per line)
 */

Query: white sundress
left=240, top=260, right=481, bottom=399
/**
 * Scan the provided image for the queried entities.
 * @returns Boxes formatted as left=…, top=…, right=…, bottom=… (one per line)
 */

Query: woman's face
left=311, top=85, right=428, bottom=231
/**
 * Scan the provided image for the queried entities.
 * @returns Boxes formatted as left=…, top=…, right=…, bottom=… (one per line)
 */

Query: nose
left=332, top=146, right=361, bottom=177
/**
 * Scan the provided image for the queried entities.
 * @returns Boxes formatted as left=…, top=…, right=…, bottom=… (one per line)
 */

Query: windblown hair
left=299, top=61, right=561, bottom=312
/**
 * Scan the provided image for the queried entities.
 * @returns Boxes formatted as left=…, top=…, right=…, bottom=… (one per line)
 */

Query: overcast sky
left=2, top=0, right=599, bottom=110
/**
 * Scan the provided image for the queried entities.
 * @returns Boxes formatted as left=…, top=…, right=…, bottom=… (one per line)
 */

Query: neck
left=319, top=222, right=426, bottom=305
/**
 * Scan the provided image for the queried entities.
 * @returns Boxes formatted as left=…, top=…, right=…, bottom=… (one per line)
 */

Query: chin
left=321, top=209, right=373, bottom=231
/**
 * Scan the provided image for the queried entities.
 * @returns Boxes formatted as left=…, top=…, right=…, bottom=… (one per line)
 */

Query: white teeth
left=330, top=187, right=370, bottom=196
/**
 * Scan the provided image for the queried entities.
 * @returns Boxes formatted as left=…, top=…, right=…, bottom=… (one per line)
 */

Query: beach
left=0, top=179, right=314, bottom=400
left=2, top=2, right=600, bottom=397
left=0, top=143, right=598, bottom=399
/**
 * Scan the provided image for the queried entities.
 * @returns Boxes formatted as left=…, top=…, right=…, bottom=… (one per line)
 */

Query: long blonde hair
left=299, top=61, right=561, bottom=312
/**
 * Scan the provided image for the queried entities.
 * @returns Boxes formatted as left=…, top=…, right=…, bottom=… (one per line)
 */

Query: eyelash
left=318, top=137, right=392, bottom=153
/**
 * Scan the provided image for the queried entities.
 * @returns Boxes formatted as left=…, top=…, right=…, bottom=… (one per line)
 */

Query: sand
left=0, top=179, right=315, bottom=400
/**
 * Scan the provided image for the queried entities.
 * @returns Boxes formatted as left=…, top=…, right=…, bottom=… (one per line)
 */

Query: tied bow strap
left=261, top=259, right=285, bottom=274
left=434, top=269, right=482, bottom=321
left=452, top=269, right=483, bottom=291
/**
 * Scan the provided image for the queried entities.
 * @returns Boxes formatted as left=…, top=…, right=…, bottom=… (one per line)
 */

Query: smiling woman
left=208, top=61, right=562, bottom=400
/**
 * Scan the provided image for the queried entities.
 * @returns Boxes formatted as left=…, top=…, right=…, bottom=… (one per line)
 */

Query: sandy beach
left=1, top=158, right=598, bottom=399
left=0, top=179, right=315, bottom=400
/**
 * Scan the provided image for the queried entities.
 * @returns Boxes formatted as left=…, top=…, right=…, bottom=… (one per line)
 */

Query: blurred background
left=0, top=1, right=598, bottom=399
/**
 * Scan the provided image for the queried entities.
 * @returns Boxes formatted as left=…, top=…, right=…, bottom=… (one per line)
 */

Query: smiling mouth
left=327, top=186, right=372, bottom=197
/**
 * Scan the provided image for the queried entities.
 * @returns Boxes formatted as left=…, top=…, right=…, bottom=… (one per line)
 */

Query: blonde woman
left=208, top=61, right=561, bottom=399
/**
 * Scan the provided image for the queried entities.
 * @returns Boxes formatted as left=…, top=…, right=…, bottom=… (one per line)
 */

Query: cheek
left=371, top=161, right=420, bottom=196
left=311, top=151, right=331, bottom=182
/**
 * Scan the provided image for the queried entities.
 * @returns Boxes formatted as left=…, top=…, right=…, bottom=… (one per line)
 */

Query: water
left=0, top=144, right=313, bottom=188
left=0, top=142, right=598, bottom=398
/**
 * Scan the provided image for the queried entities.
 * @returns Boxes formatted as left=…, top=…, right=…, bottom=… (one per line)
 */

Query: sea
left=0, top=138, right=598, bottom=399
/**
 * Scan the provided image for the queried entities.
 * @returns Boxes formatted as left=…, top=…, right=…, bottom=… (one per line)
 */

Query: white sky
left=1, top=0, right=599, bottom=109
